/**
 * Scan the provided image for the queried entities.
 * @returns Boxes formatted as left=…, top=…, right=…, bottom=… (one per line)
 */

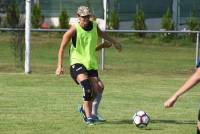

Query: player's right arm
left=56, top=26, right=76, bottom=76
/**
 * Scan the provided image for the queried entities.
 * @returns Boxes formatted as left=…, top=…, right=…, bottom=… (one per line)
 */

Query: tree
left=110, top=10, right=119, bottom=29
left=6, top=2, right=24, bottom=68
left=161, top=8, right=174, bottom=41
left=132, top=7, right=146, bottom=37
left=6, top=2, right=20, bottom=28
left=59, top=9, right=69, bottom=29
left=161, top=8, right=173, bottom=30
left=186, top=8, right=200, bottom=41
left=32, top=3, right=42, bottom=28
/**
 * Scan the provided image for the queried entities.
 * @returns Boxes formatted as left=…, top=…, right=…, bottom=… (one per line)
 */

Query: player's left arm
left=97, top=27, right=122, bottom=52
left=95, top=40, right=112, bottom=51
left=95, top=43, right=104, bottom=51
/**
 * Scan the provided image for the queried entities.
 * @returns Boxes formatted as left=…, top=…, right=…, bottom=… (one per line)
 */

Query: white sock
left=92, top=93, right=102, bottom=116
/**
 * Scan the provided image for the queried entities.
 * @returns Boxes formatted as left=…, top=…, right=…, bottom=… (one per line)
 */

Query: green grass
left=0, top=33, right=199, bottom=133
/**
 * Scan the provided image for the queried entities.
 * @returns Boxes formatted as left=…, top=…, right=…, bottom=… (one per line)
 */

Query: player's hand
left=164, top=95, right=178, bottom=108
left=55, top=66, right=64, bottom=76
left=113, top=41, right=122, bottom=52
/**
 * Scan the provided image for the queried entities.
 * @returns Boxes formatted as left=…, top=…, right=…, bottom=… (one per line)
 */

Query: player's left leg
left=89, top=77, right=105, bottom=121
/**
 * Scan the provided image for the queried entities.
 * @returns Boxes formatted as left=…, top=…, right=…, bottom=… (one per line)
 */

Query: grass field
left=0, top=33, right=200, bottom=134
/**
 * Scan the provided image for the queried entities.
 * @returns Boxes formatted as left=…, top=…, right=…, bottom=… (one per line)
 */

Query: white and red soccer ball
left=132, top=110, right=150, bottom=128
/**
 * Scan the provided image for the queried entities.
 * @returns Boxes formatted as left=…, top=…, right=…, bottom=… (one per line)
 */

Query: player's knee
left=98, top=81, right=104, bottom=91
left=80, top=79, right=93, bottom=101
left=93, top=81, right=104, bottom=95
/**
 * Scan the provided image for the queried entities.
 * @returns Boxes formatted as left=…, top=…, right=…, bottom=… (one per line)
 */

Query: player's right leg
left=78, top=74, right=94, bottom=125
left=70, top=64, right=94, bottom=125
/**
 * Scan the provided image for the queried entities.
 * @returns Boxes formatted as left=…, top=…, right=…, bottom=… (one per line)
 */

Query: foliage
left=106, top=0, right=120, bottom=29
left=6, top=2, right=24, bottom=68
left=161, top=8, right=174, bottom=30
left=160, top=8, right=174, bottom=41
left=59, top=9, right=69, bottom=29
left=186, top=8, right=200, bottom=31
left=10, top=30, right=25, bottom=68
left=0, top=16, right=1, bottom=27
left=86, top=0, right=91, bottom=11
left=132, top=7, right=146, bottom=37
left=6, top=2, right=20, bottom=28
left=32, top=4, right=42, bottom=28
left=109, top=10, right=119, bottom=30
left=186, top=8, right=200, bottom=41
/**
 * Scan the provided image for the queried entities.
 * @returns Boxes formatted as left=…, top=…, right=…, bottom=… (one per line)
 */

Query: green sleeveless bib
left=70, top=22, right=98, bottom=70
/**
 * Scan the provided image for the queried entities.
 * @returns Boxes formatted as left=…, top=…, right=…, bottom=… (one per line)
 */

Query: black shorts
left=70, top=63, right=98, bottom=84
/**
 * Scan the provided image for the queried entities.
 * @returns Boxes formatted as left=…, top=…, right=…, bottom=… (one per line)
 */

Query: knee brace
left=80, top=79, right=93, bottom=101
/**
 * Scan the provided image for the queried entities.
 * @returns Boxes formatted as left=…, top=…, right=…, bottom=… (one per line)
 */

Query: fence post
left=195, top=32, right=199, bottom=67
left=25, top=0, right=31, bottom=74
left=101, top=43, right=105, bottom=70
left=101, top=0, right=107, bottom=70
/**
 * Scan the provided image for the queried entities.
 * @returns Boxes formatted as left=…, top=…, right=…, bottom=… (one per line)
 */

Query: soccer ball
left=132, top=110, right=150, bottom=128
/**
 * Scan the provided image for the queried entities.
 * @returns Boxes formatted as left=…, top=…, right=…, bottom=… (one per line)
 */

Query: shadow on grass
left=105, top=119, right=195, bottom=125
left=106, top=119, right=132, bottom=125
left=105, top=119, right=162, bottom=130
left=151, top=119, right=196, bottom=125
left=105, top=119, right=196, bottom=124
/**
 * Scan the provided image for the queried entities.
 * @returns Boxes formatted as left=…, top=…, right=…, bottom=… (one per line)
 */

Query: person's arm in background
left=164, top=68, right=200, bottom=108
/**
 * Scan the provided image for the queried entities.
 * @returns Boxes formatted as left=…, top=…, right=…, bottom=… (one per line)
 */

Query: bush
left=186, top=8, right=200, bottom=41
left=6, top=2, right=24, bottom=68
left=6, top=2, right=20, bottom=28
left=0, top=16, right=1, bottom=27
left=59, top=9, right=69, bottom=29
left=32, top=4, right=42, bottom=28
left=160, top=8, right=174, bottom=41
left=161, top=8, right=174, bottom=30
left=109, top=10, right=119, bottom=29
left=132, top=7, right=146, bottom=37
